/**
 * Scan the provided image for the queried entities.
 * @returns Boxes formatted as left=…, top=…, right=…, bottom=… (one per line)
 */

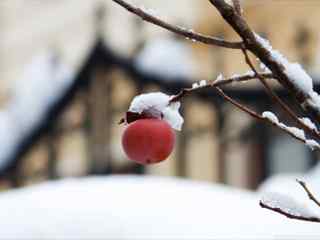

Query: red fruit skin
left=122, top=119, right=175, bottom=164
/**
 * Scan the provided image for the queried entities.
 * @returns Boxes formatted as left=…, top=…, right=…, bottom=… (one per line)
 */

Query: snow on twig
left=260, top=180, right=320, bottom=223
left=242, top=48, right=320, bottom=141
left=260, top=192, right=320, bottom=223
left=262, top=111, right=320, bottom=150
left=170, top=72, right=273, bottom=102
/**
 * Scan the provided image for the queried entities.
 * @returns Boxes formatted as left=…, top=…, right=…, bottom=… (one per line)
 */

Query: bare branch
left=214, top=87, right=264, bottom=120
left=259, top=201, right=320, bottom=223
left=297, top=179, right=320, bottom=208
left=112, top=0, right=243, bottom=49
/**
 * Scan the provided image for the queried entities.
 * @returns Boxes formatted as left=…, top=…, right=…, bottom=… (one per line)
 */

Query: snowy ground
left=0, top=175, right=318, bottom=239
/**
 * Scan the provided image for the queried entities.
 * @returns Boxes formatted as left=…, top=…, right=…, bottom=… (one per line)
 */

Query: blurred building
left=0, top=0, right=319, bottom=189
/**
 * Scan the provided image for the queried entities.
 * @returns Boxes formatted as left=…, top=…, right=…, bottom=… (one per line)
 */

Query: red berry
left=122, top=118, right=175, bottom=164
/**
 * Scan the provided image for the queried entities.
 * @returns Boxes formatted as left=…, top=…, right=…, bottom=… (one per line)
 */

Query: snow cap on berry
left=128, top=92, right=184, bottom=131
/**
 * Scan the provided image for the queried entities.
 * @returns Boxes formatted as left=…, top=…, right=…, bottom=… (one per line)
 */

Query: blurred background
left=0, top=0, right=319, bottom=190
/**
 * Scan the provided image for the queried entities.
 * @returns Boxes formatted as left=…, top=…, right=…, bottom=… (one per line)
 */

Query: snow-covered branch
left=242, top=49, right=320, bottom=141
left=170, top=71, right=273, bottom=102
left=260, top=192, right=320, bottom=223
left=260, top=180, right=320, bottom=223
left=209, top=0, right=320, bottom=123
left=262, top=112, right=320, bottom=150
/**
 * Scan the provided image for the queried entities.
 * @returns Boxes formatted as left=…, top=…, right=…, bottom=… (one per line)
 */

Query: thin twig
left=213, top=87, right=319, bottom=147
left=170, top=72, right=273, bottom=102
left=297, top=179, right=320, bottom=208
left=242, top=49, right=320, bottom=140
left=214, top=87, right=263, bottom=120
left=259, top=201, right=320, bottom=223
left=264, top=117, right=317, bottom=146
left=112, top=0, right=243, bottom=49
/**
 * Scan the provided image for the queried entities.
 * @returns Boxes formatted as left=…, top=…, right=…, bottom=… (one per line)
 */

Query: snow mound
left=0, top=175, right=319, bottom=239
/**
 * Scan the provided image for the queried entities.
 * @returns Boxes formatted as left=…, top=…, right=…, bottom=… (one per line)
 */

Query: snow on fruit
left=121, top=92, right=183, bottom=164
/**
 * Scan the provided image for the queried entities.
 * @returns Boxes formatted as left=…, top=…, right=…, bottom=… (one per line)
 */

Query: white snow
left=259, top=161, right=320, bottom=215
left=191, top=80, right=207, bottom=89
left=305, top=91, right=320, bottom=113
left=129, top=92, right=170, bottom=116
left=135, top=37, right=196, bottom=81
left=216, top=73, right=224, bottom=82
left=300, top=117, right=317, bottom=131
left=224, top=0, right=236, bottom=8
left=260, top=192, right=316, bottom=218
left=229, top=70, right=260, bottom=81
left=230, top=73, right=242, bottom=79
left=262, top=111, right=279, bottom=124
left=262, top=111, right=308, bottom=141
left=199, top=79, right=207, bottom=87
left=244, top=70, right=255, bottom=77
left=162, top=101, right=184, bottom=131
left=305, top=139, right=320, bottom=150
left=0, top=175, right=319, bottom=239
left=255, top=33, right=314, bottom=95
left=256, top=32, right=320, bottom=119
left=262, top=112, right=319, bottom=150
left=128, top=92, right=184, bottom=131
left=261, top=111, right=320, bottom=150
left=261, top=112, right=320, bottom=150
left=192, top=82, right=199, bottom=89
left=284, top=63, right=314, bottom=94
left=0, top=52, right=73, bottom=170
left=284, top=126, right=306, bottom=140
left=254, top=33, right=272, bottom=52
left=0, top=111, right=20, bottom=167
